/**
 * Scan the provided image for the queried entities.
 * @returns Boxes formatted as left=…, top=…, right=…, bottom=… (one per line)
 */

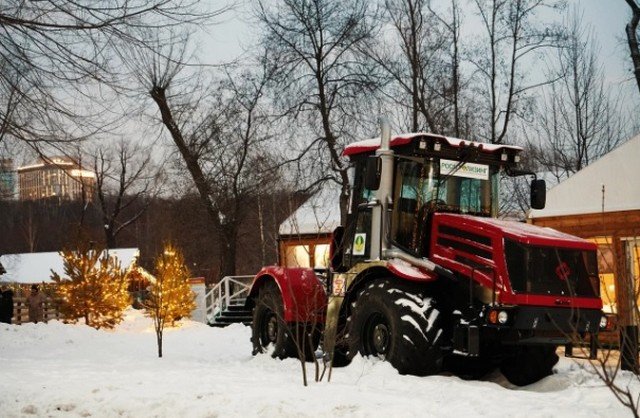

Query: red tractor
left=248, top=123, right=605, bottom=386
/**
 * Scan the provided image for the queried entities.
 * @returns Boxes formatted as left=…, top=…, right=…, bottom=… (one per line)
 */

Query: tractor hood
left=430, top=213, right=601, bottom=308
left=432, top=213, right=596, bottom=251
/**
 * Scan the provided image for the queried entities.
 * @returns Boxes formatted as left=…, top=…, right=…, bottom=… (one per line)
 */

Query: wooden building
left=278, top=187, right=340, bottom=269
left=529, top=135, right=640, bottom=327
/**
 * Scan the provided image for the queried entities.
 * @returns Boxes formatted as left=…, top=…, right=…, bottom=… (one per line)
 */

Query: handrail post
left=224, top=277, right=230, bottom=310
left=217, top=280, right=222, bottom=312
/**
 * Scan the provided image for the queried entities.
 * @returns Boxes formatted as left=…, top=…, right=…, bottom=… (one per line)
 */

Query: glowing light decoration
left=51, top=243, right=130, bottom=329
left=144, top=243, right=195, bottom=358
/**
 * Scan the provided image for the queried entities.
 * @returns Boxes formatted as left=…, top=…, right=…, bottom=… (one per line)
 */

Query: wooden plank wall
left=7, top=297, right=62, bottom=325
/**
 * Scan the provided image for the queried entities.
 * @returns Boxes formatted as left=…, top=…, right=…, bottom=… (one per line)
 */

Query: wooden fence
left=9, top=297, right=62, bottom=325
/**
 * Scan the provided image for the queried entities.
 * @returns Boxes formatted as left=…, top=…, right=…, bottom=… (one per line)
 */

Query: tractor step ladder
left=205, top=275, right=254, bottom=327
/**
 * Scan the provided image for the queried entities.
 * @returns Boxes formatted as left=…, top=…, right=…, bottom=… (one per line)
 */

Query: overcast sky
left=200, top=0, right=635, bottom=89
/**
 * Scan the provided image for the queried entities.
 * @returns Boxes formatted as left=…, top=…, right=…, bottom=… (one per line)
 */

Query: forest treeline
left=0, top=192, right=306, bottom=283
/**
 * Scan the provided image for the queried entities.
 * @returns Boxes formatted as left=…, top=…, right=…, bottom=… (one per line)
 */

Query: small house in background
left=528, top=135, right=640, bottom=319
left=0, top=248, right=140, bottom=324
left=278, top=186, right=341, bottom=269
left=0, top=248, right=140, bottom=285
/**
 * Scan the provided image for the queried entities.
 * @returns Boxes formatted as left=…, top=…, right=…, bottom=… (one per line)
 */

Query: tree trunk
left=219, top=223, right=238, bottom=277
left=257, top=194, right=266, bottom=266
left=150, top=85, right=227, bottom=273
left=157, top=330, right=163, bottom=358
left=105, top=226, right=116, bottom=249
left=625, top=0, right=640, bottom=95
left=220, top=236, right=237, bottom=278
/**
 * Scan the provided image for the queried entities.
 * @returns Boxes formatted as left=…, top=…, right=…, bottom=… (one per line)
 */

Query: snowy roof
left=529, top=135, right=640, bottom=219
left=343, top=132, right=523, bottom=156
left=0, top=248, right=139, bottom=284
left=279, top=186, right=341, bottom=236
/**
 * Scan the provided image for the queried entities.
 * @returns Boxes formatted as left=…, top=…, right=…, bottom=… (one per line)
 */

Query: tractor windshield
left=392, top=158, right=497, bottom=255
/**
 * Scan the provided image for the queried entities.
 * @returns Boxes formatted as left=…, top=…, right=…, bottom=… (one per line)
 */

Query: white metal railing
left=205, top=275, right=254, bottom=323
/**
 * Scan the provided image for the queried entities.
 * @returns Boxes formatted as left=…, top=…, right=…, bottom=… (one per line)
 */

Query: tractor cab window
left=436, top=159, right=494, bottom=216
left=392, top=159, right=436, bottom=255
left=392, top=157, right=497, bottom=255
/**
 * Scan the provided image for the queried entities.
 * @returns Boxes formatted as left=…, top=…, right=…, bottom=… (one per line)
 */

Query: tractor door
left=391, top=158, right=438, bottom=257
left=342, top=158, right=375, bottom=268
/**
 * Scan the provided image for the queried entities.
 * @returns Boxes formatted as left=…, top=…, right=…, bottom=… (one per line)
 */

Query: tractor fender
left=386, top=258, right=438, bottom=282
left=247, top=266, right=327, bottom=323
left=344, top=260, right=437, bottom=294
left=340, top=261, right=438, bottom=316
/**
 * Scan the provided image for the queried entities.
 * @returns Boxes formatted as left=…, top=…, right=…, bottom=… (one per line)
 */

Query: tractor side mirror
left=329, top=226, right=345, bottom=272
left=530, top=179, right=546, bottom=210
left=364, top=156, right=381, bottom=191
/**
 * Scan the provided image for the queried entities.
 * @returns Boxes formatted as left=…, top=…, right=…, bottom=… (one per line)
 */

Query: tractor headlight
left=498, top=310, right=509, bottom=324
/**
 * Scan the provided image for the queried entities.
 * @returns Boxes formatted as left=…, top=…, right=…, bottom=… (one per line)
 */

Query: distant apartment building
left=17, top=156, right=96, bottom=201
left=0, top=159, right=16, bottom=199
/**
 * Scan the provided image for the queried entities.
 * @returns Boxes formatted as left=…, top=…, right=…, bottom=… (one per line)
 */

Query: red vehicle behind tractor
left=247, top=123, right=606, bottom=386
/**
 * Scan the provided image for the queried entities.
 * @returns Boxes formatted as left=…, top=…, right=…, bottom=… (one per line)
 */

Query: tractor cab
left=338, top=133, right=540, bottom=267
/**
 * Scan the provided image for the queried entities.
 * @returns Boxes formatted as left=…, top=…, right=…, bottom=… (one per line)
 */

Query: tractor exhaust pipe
left=380, top=116, right=391, bottom=151
left=370, top=117, right=394, bottom=260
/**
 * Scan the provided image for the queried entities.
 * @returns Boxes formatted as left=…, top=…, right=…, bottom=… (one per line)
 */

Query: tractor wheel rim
left=363, top=312, right=390, bottom=356
left=266, top=314, right=278, bottom=343
left=372, top=323, right=390, bottom=354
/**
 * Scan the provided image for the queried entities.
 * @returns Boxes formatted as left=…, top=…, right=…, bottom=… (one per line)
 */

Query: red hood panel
left=434, top=213, right=595, bottom=250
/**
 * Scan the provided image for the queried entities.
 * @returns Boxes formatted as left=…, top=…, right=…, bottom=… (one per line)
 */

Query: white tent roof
left=279, top=186, right=341, bottom=236
left=529, top=135, right=640, bottom=219
left=0, top=248, right=139, bottom=284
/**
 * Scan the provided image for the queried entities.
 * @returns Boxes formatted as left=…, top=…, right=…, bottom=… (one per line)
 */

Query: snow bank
left=0, top=309, right=635, bottom=417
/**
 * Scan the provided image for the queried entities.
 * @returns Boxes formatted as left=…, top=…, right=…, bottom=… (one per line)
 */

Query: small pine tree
left=52, top=244, right=130, bottom=329
left=145, top=243, right=195, bottom=357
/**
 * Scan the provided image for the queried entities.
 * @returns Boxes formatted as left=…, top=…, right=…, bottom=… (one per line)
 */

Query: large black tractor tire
left=251, top=282, right=296, bottom=359
left=331, top=345, right=351, bottom=367
left=345, top=278, right=445, bottom=376
left=251, top=282, right=320, bottom=360
left=500, top=345, right=559, bottom=386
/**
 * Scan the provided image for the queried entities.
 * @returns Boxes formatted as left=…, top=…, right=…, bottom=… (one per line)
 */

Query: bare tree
left=93, top=140, right=162, bottom=249
left=470, top=0, right=565, bottom=144
left=371, top=0, right=449, bottom=133
left=256, top=0, right=379, bottom=224
left=368, top=0, right=469, bottom=136
left=123, top=35, right=281, bottom=277
left=21, top=203, right=38, bottom=253
left=201, top=61, right=282, bottom=278
left=429, top=0, right=465, bottom=137
left=0, top=0, right=224, bottom=149
left=625, top=0, right=640, bottom=95
left=527, top=10, right=629, bottom=181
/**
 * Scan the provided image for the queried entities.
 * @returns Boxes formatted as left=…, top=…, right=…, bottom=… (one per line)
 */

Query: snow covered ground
left=0, top=309, right=636, bottom=417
